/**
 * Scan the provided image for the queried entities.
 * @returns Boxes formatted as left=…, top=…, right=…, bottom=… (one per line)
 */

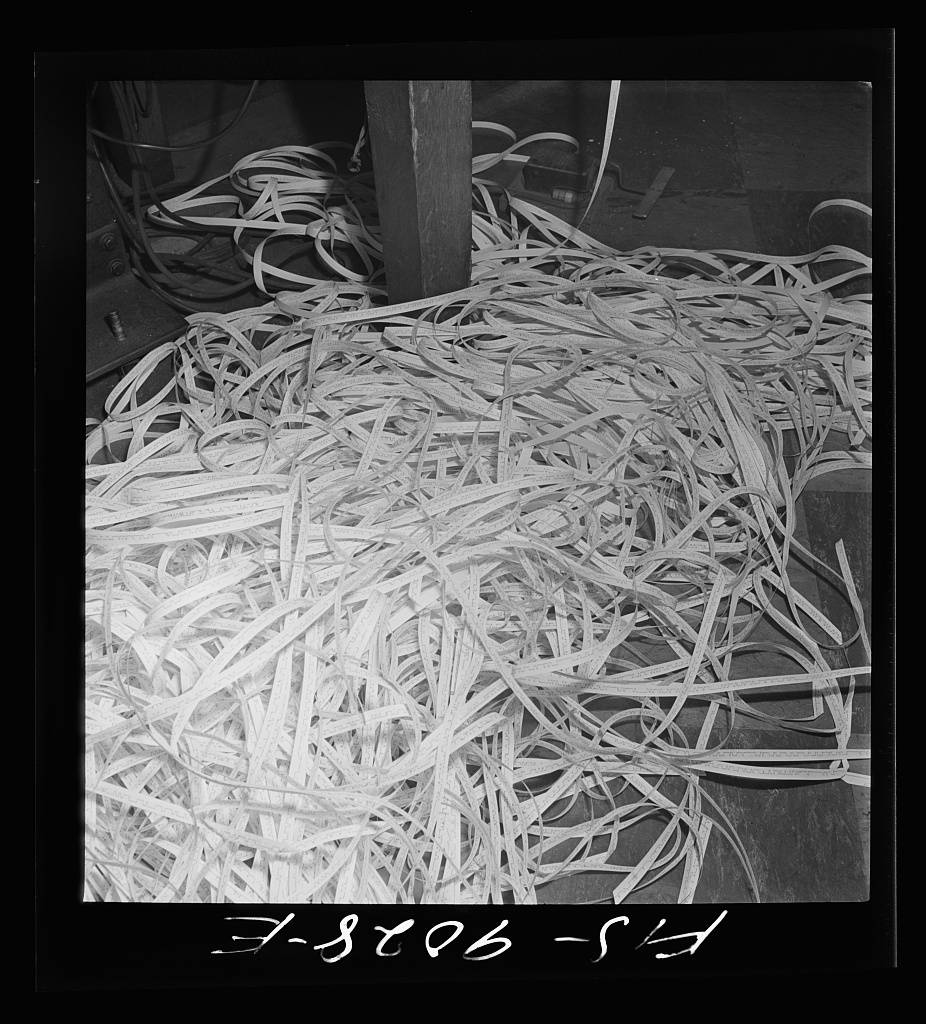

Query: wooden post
left=364, top=80, right=472, bottom=303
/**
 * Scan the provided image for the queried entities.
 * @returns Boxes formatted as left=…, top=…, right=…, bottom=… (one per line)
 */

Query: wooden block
left=364, top=80, right=472, bottom=303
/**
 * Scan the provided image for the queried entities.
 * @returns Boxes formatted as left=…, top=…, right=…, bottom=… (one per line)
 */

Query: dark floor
left=86, top=80, right=874, bottom=903
left=471, top=80, right=871, bottom=253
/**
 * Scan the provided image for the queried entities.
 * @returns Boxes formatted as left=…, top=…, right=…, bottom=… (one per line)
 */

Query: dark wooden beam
left=364, top=80, right=472, bottom=303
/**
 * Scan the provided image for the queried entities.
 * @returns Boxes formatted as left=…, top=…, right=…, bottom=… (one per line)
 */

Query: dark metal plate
left=86, top=272, right=186, bottom=382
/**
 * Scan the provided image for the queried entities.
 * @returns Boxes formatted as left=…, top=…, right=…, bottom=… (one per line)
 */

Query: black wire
left=88, top=81, right=260, bottom=153
left=156, top=251, right=252, bottom=283
left=139, top=164, right=242, bottom=238
left=110, top=81, right=251, bottom=300
left=96, top=137, right=254, bottom=292
left=94, top=163, right=233, bottom=205
left=88, top=94, right=261, bottom=312
left=95, top=135, right=251, bottom=297
left=129, top=245, right=262, bottom=314
left=93, top=141, right=228, bottom=276
left=89, top=136, right=149, bottom=254
left=94, top=82, right=373, bottom=297
left=131, top=169, right=254, bottom=300
left=90, top=81, right=345, bottom=307
left=145, top=231, right=219, bottom=259
left=128, top=248, right=221, bottom=314
left=101, top=83, right=235, bottom=236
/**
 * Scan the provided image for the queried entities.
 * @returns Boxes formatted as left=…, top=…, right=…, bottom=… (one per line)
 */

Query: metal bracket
left=87, top=224, right=129, bottom=289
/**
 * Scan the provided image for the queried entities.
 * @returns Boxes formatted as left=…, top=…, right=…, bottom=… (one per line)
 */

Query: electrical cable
left=145, top=231, right=220, bottom=259
left=107, top=81, right=255, bottom=282
left=89, top=107, right=259, bottom=310
left=139, top=164, right=243, bottom=238
left=103, top=83, right=237, bottom=238
left=89, top=135, right=149, bottom=254
left=126, top=238, right=256, bottom=314
left=126, top=248, right=220, bottom=314
left=88, top=80, right=259, bottom=153
left=155, top=253, right=250, bottom=283
left=141, top=218, right=252, bottom=282
left=99, top=82, right=257, bottom=301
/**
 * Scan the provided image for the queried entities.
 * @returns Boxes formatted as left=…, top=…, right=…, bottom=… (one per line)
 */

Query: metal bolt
left=104, top=311, right=127, bottom=343
left=99, top=233, right=116, bottom=251
left=109, top=259, right=125, bottom=277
